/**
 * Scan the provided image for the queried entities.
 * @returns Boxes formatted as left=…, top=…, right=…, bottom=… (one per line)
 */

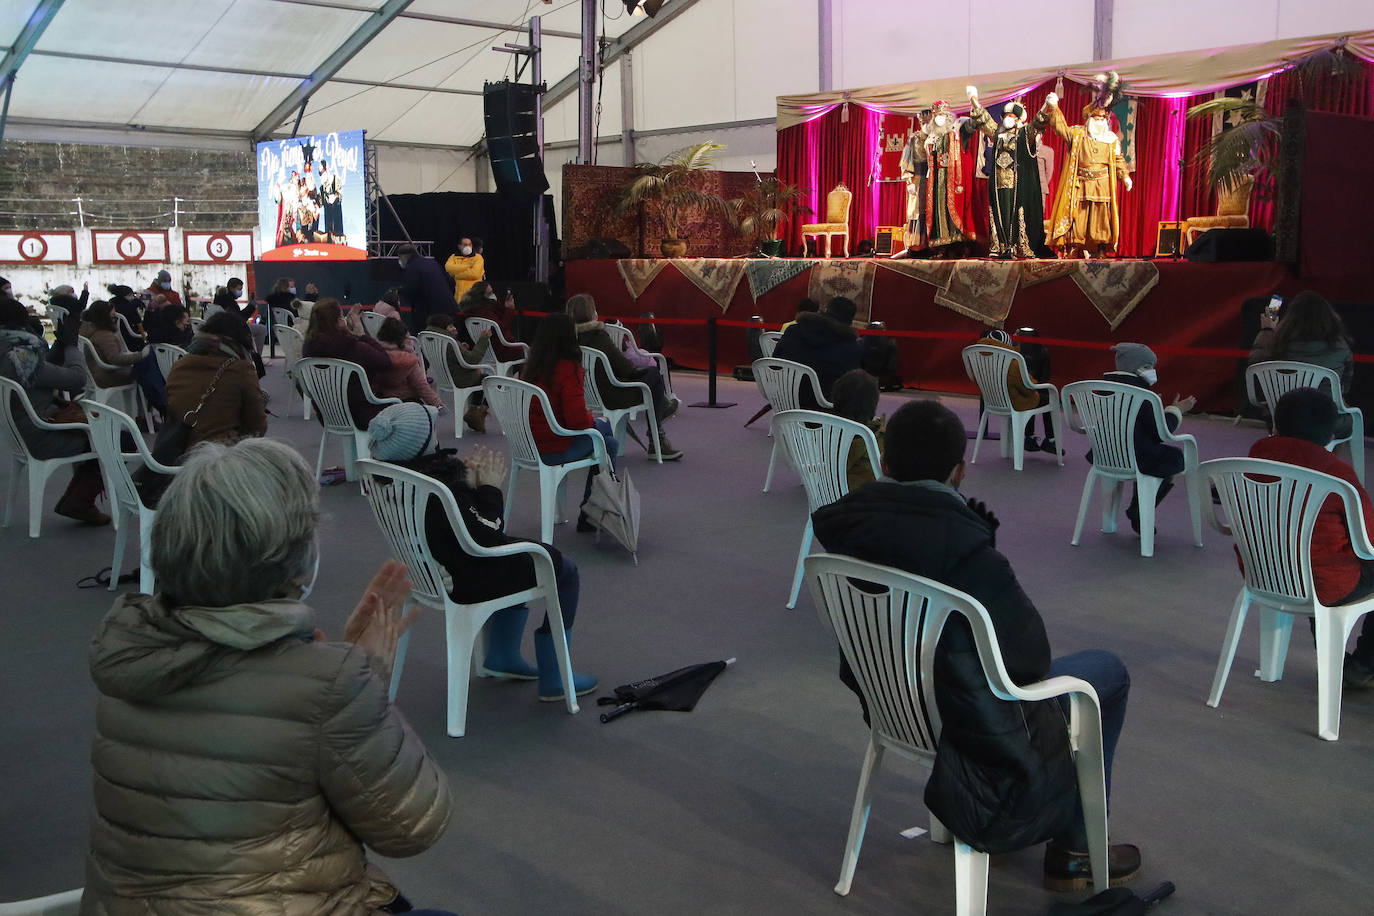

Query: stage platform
left=567, top=256, right=1299, bottom=415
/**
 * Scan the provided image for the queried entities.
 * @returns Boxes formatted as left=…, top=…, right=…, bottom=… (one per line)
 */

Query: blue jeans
left=539, top=417, right=620, bottom=502
left=1048, top=649, right=1130, bottom=850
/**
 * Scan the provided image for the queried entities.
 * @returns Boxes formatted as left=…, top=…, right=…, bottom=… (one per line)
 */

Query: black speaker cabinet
left=484, top=80, right=549, bottom=199
left=1184, top=227, right=1271, bottom=262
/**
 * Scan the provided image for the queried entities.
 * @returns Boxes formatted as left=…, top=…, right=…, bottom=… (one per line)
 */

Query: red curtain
left=776, top=104, right=883, bottom=256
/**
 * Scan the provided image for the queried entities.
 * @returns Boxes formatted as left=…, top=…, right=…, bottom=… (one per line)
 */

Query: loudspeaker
left=1184, top=227, right=1271, bottom=262
left=484, top=80, right=549, bottom=199
left=874, top=226, right=905, bottom=255
left=1154, top=221, right=1183, bottom=257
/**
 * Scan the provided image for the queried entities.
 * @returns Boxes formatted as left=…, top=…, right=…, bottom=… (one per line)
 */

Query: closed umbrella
left=597, top=658, right=736, bottom=723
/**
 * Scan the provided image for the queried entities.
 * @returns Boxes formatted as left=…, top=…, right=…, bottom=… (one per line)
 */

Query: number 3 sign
left=184, top=232, right=254, bottom=263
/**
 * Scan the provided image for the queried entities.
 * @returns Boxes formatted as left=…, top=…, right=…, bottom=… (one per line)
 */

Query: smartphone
left=1266, top=294, right=1283, bottom=319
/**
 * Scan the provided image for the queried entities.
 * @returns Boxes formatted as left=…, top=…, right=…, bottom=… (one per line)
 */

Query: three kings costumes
left=899, top=132, right=928, bottom=249
left=1044, top=102, right=1130, bottom=257
left=967, top=100, right=1055, bottom=259
left=922, top=104, right=978, bottom=250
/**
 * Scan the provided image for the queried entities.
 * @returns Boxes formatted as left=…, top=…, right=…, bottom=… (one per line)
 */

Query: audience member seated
left=1249, top=290, right=1355, bottom=437
left=780, top=297, right=819, bottom=334
left=166, top=312, right=267, bottom=451
left=427, top=312, right=491, bottom=433
left=812, top=399, right=1140, bottom=890
left=145, top=303, right=194, bottom=348
left=373, top=286, right=403, bottom=321
left=829, top=368, right=886, bottom=491
left=82, top=438, right=454, bottom=914
left=51, top=281, right=90, bottom=316
left=458, top=281, right=523, bottom=363
left=977, top=327, right=1057, bottom=453
left=774, top=295, right=863, bottom=410
left=1248, top=387, right=1374, bottom=689
left=81, top=299, right=166, bottom=414
left=520, top=313, right=621, bottom=532
left=105, top=284, right=146, bottom=348
left=302, top=298, right=394, bottom=429
left=0, top=295, right=108, bottom=525
left=375, top=317, right=443, bottom=408
left=214, top=276, right=268, bottom=360
left=368, top=403, right=598, bottom=699
left=568, top=292, right=682, bottom=462
left=263, top=276, right=298, bottom=322
left=1102, top=342, right=1196, bottom=535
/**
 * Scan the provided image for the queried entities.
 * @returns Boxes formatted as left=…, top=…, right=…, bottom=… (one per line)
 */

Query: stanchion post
left=690, top=315, right=736, bottom=409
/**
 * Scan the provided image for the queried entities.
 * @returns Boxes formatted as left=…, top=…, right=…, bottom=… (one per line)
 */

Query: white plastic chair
left=753, top=357, right=833, bottom=492
left=356, top=459, right=579, bottom=737
left=80, top=400, right=178, bottom=595
left=77, top=336, right=142, bottom=419
left=962, top=344, right=1064, bottom=471
left=202, top=303, right=223, bottom=320
left=603, top=321, right=675, bottom=399
left=465, top=316, right=529, bottom=376
left=0, top=888, right=83, bottom=915
left=805, top=553, right=1108, bottom=914
left=772, top=410, right=880, bottom=608
left=1203, top=457, right=1374, bottom=740
left=45, top=304, right=68, bottom=327
left=189, top=317, right=205, bottom=333
left=1246, top=360, right=1365, bottom=484
left=580, top=346, right=662, bottom=464
left=360, top=310, right=388, bottom=339
left=293, top=358, right=400, bottom=482
left=1063, top=379, right=1203, bottom=558
left=758, top=330, right=782, bottom=358
left=150, top=343, right=186, bottom=381
left=0, top=377, right=96, bottom=538
left=114, top=312, right=140, bottom=354
left=271, top=306, right=295, bottom=329
left=418, top=331, right=491, bottom=439
left=275, top=325, right=311, bottom=419
left=482, top=375, right=611, bottom=543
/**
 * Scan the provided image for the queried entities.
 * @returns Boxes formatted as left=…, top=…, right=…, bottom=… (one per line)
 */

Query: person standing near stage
left=966, top=87, right=1054, bottom=259
left=1043, top=74, right=1133, bottom=258
left=398, top=244, right=455, bottom=334
left=445, top=236, right=485, bottom=304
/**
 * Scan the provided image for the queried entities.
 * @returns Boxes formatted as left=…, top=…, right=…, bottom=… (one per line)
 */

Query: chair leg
left=1208, top=592, right=1251, bottom=707
left=969, top=411, right=988, bottom=465
left=453, top=391, right=465, bottom=440
left=1315, top=608, right=1352, bottom=741
left=389, top=609, right=412, bottom=702
left=1346, top=432, right=1365, bottom=487
left=646, top=413, right=663, bottom=465
left=763, top=441, right=780, bottom=492
left=1184, top=467, right=1204, bottom=547
left=928, top=813, right=953, bottom=845
left=1010, top=412, right=1029, bottom=471
left=1101, top=479, right=1122, bottom=534
left=1135, top=475, right=1161, bottom=558
left=539, top=468, right=559, bottom=544
left=505, top=465, right=521, bottom=517
left=443, top=605, right=480, bottom=738
left=303, top=395, right=312, bottom=421
left=834, top=739, right=883, bottom=896
left=1257, top=607, right=1294, bottom=683
left=3, top=456, right=21, bottom=529
left=787, top=520, right=813, bottom=609
left=342, top=435, right=360, bottom=483
left=998, top=416, right=1011, bottom=459
left=1071, top=472, right=1096, bottom=546
left=28, top=460, right=50, bottom=538
left=314, top=430, right=328, bottom=481
left=1070, top=701, right=1110, bottom=894
left=138, top=512, right=155, bottom=595
left=953, top=842, right=990, bottom=916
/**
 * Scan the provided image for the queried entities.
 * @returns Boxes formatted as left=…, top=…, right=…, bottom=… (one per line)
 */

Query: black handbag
left=134, top=357, right=236, bottom=505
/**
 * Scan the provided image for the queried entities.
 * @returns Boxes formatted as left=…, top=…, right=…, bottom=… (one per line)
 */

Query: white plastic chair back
left=962, top=344, right=1024, bottom=414
left=465, top=316, right=529, bottom=375
left=1247, top=360, right=1364, bottom=482
left=759, top=331, right=782, bottom=358
left=771, top=409, right=881, bottom=608
left=294, top=357, right=399, bottom=481
left=0, top=888, right=83, bottom=915
left=80, top=400, right=177, bottom=594
left=1202, top=456, right=1374, bottom=740
left=602, top=321, right=675, bottom=399
left=46, top=305, right=68, bottom=326
left=202, top=303, right=223, bottom=320
left=418, top=331, right=490, bottom=438
left=357, top=458, right=579, bottom=736
left=77, top=336, right=141, bottom=416
left=753, top=357, right=831, bottom=412
left=579, top=346, right=661, bottom=463
left=482, top=374, right=609, bottom=542
left=275, top=325, right=310, bottom=419
left=272, top=307, right=294, bottom=329
left=962, top=344, right=1064, bottom=471
left=114, top=313, right=138, bottom=353
left=805, top=553, right=1108, bottom=910
left=189, top=317, right=205, bottom=333
left=0, top=377, right=97, bottom=537
left=360, top=310, right=388, bottom=338
left=151, top=343, right=186, bottom=380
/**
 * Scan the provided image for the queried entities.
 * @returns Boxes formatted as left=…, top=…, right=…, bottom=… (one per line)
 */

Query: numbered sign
left=92, top=230, right=170, bottom=264
left=0, top=231, right=77, bottom=264
left=183, top=231, right=254, bottom=263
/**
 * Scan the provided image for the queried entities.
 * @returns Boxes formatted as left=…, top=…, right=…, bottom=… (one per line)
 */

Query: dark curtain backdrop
left=778, top=57, right=1373, bottom=258
left=379, top=191, right=556, bottom=283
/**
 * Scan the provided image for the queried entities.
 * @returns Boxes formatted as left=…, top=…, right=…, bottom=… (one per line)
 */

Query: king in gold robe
left=1043, top=96, right=1132, bottom=257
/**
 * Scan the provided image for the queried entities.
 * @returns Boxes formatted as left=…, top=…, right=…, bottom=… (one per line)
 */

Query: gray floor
left=4, top=364, right=1373, bottom=915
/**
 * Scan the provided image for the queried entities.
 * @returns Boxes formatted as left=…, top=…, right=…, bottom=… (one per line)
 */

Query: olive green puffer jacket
left=81, top=594, right=452, bottom=915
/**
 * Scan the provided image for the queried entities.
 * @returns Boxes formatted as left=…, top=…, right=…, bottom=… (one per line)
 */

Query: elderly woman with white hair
left=83, top=438, right=457, bottom=915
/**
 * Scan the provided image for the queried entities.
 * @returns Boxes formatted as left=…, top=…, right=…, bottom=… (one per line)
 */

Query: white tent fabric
left=0, top=0, right=643, bottom=147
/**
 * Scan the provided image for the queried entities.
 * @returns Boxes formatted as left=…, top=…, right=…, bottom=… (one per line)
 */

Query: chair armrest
left=1011, top=674, right=1101, bottom=709
left=1029, top=380, right=1059, bottom=395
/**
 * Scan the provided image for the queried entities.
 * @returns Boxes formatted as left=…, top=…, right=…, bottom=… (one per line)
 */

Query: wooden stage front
left=566, top=257, right=1298, bottom=415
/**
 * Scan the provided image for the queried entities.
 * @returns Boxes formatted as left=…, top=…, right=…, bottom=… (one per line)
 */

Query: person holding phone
left=1249, top=291, right=1355, bottom=434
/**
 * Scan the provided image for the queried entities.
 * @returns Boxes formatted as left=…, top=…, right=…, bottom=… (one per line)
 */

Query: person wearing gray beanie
left=367, top=406, right=598, bottom=702
left=1102, top=343, right=1197, bottom=535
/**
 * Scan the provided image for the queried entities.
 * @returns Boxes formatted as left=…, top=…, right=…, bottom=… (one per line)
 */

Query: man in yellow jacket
left=444, top=236, right=484, bottom=303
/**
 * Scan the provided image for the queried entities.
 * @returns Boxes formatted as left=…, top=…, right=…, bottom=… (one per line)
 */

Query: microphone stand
left=1172, top=108, right=1186, bottom=260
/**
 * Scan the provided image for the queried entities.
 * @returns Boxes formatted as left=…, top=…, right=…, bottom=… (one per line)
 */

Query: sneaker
left=660, top=396, right=681, bottom=422
left=1344, top=654, right=1374, bottom=690
left=1023, top=435, right=1041, bottom=454
left=55, top=504, right=111, bottom=526
left=1039, top=438, right=1059, bottom=454
left=1043, top=841, right=1141, bottom=892
left=649, top=433, right=684, bottom=461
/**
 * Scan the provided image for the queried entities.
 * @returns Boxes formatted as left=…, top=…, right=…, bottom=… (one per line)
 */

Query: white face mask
left=288, top=287, right=296, bottom=295
left=1139, top=368, right=1158, bottom=386
left=934, top=114, right=948, bottom=128
left=486, top=292, right=497, bottom=301
left=460, top=245, right=473, bottom=256
left=1002, top=116, right=1017, bottom=130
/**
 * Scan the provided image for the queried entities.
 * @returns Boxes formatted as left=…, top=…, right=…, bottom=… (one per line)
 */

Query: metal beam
left=818, top=0, right=833, bottom=92
left=0, top=0, right=65, bottom=81
left=267, top=0, right=580, bottom=38
left=544, top=0, right=702, bottom=111
left=620, top=49, right=635, bottom=166
left=252, top=0, right=414, bottom=141
left=1093, top=0, right=1114, bottom=61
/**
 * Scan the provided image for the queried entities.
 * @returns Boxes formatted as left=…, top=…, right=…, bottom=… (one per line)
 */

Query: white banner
left=92, top=230, right=170, bottom=264
left=183, top=231, right=255, bottom=264
left=0, top=231, right=77, bottom=264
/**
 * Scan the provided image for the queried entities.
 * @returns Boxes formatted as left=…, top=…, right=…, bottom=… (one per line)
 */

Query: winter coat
left=443, top=252, right=484, bottom=302
left=80, top=323, right=140, bottom=388
left=812, top=482, right=1078, bottom=854
left=1248, top=435, right=1374, bottom=604
left=773, top=311, right=863, bottom=409
left=1100, top=371, right=1184, bottom=478
left=164, top=336, right=267, bottom=449
left=144, top=309, right=194, bottom=347
left=526, top=359, right=595, bottom=454
left=844, top=416, right=886, bottom=492
left=82, top=593, right=452, bottom=914
left=974, top=335, right=1040, bottom=411
left=400, top=257, right=455, bottom=333
left=576, top=320, right=645, bottom=411
left=147, top=282, right=183, bottom=307
left=0, top=326, right=89, bottom=453
left=1249, top=331, right=1354, bottom=396
left=376, top=346, right=443, bottom=407
left=302, top=329, right=395, bottom=429
left=396, top=451, right=564, bottom=604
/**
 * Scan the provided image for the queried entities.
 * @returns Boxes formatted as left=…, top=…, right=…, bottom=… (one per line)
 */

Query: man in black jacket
left=811, top=399, right=1138, bottom=891
left=397, top=244, right=455, bottom=334
left=773, top=295, right=863, bottom=409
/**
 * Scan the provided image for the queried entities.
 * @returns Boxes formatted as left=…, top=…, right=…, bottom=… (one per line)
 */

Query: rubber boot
left=534, top=629, right=598, bottom=702
left=54, top=461, right=111, bottom=526
left=478, top=607, right=537, bottom=680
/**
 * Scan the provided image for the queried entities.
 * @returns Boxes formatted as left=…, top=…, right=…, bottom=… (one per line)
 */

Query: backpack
left=0, top=329, right=48, bottom=389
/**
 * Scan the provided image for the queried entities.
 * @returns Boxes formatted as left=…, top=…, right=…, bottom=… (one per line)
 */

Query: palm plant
left=616, top=141, right=727, bottom=242
left=729, top=177, right=810, bottom=247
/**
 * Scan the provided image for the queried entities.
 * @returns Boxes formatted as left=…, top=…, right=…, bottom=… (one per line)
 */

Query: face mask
left=934, top=115, right=948, bottom=128
left=1139, top=368, right=1158, bottom=386
left=486, top=292, right=497, bottom=300
left=460, top=246, right=473, bottom=256
left=160, top=281, right=171, bottom=290
left=231, top=288, right=242, bottom=299
left=298, top=540, right=320, bottom=601
left=1003, top=116, right=1017, bottom=129
left=288, top=287, right=296, bottom=295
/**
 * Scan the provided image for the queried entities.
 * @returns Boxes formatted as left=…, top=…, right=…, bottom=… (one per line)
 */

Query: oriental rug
left=745, top=258, right=816, bottom=300
left=874, top=258, right=955, bottom=288
left=808, top=260, right=877, bottom=323
left=1018, top=259, right=1079, bottom=288
left=933, top=259, right=1021, bottom=326
left=672, top=258, right=747, bottom=311
left=616, top=259, right=669, bottom=300
left=1072, top=260, right=1160, bottom=329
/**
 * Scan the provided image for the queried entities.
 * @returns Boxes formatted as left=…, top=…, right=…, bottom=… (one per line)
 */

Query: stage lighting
left=622, top=0, right=667, bottom=17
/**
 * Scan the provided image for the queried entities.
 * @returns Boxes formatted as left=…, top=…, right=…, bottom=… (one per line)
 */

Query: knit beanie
left=1112, top=342, right=1157, bottom=374
left=51, top=284, right=75, bottom=298
left=368, top=403, right=438, bottom=462
left=985, top=328, right=1012, bottom=345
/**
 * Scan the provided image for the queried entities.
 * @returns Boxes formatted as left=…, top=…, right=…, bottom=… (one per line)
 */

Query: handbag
left=134, top=357, right=236, bottom=505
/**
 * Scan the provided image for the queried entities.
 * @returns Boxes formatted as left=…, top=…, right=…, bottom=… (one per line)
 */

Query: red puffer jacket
left=526, top=359, right=595, bottom=454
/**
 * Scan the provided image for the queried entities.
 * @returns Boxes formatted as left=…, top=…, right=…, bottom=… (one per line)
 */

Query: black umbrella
left=597, top=658, right=736, bottom=723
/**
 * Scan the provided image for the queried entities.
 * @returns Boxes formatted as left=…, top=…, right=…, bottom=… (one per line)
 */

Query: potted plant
left=730, top=177, right=810, bottom=257
left=616, top=141, right=728, bottom=257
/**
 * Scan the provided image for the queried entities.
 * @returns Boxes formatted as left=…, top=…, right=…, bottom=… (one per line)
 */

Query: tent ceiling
left=0, top=0, right=656, bottom=149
